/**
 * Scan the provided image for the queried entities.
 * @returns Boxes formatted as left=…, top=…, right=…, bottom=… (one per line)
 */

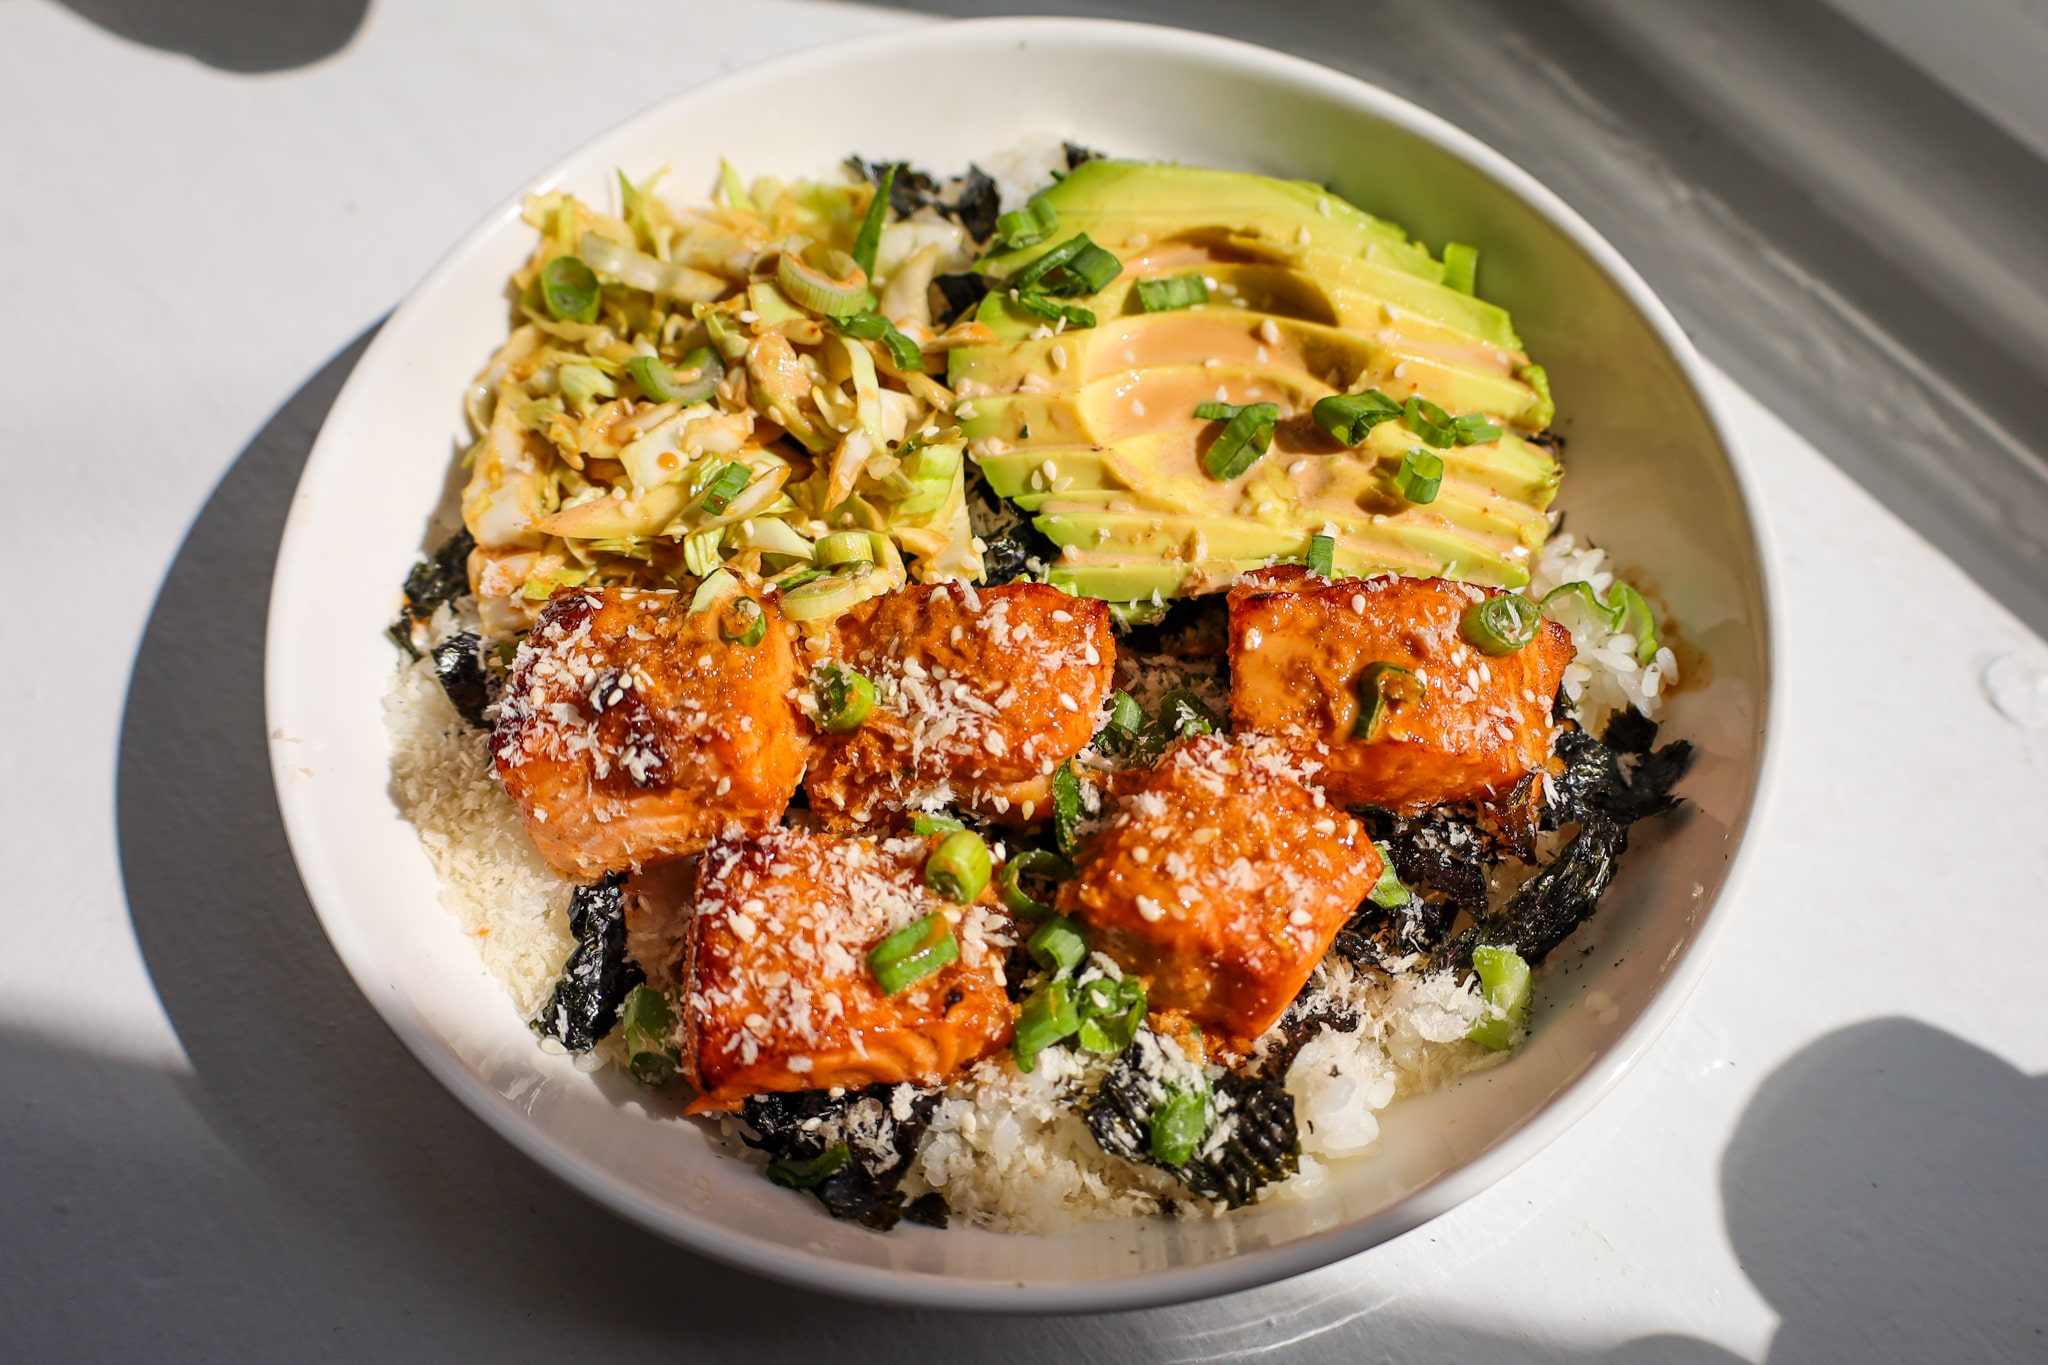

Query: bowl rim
left=264, top=14, right=1781, bottom=1314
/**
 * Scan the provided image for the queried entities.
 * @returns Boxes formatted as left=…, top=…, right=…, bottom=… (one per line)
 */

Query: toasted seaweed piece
left=848, top=157, right=999, bottom=243
left=1602, top=707, right=1660, bottom=756
left=388, top=528, right=475, bottom=657
left=1084, top=1032, right=1300, bottom=1209
left=1062, top=141, right=1103, bottom=171
left=953, top=165, right=1000, bottom=244
left=902, top=1192, right=950, bottom=1228
left=740, top=1083, right=940, bottom=1231
left=1378, top=810, right=1493, bottom=913
left=1261, top=990, right=1362, bottom=1079
left=431, top=631, right=494, bottom=728
left=933, top=271, right=993, bottom=326
left=965, top=460, right=1054, bottom=585
left=533, top=872, right=642, bottom=1052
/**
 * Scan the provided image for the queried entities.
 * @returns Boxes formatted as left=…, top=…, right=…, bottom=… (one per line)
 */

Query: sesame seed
left=1136, top=895, right=1165, bottom=922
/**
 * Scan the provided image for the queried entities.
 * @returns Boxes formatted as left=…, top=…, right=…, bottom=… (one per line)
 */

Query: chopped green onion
left=1135, top=274, right=1208, bottom=312
left=620, top=985, right=680, bottom=1085
left=814, top=531, right=876, bottom=567
left=998, top=849, right=1072, bottom=920
left=813, top=661, right=875, bottom=732
left=1105, top=690, right=1145, bottom=739
left=1012, top=979, right=1081, bottom=1072
left=767, top=1142, right=852, bottom=1189
left=910, top=812, right=966, bottom=836
left=1451, top=411, right=1503, bottom=445
left=779, top=571, right=876, bottom=623
left=1518, top=362, right=1555, bottom=427
left=1193, top=400, right=1239, bottom=421
left=1011, top=291, right=1098, bottom=329
left=1467, top=945, right=1532, bottom=1051
left=1441, top=242, right=1479, bottom=295
left=628, top=354, right=679, bottom=403
left=1461, top=592, right=1541, bottom=655
left=1149, top=1086, right=1210, bottom=1166
left=1011, top=234, right=1121, bottom=297
left=1052, top=760, right=1082, bottom=858
left=834, top=310, right=924, bottom=372
left=558, top=362, right=615, bottom=411
left=777, top=243, right=868, bottom=318
left=636, top=348, right=723, bottom=405
left=1541, top=581, right=1660, bottom=664
left=1403, top=396, right=1457, bottom=449
left=1355, top=661, right=1424, bottom=741
left=540, top=255, right=600, bottom=323
left=1393, top=448, right=1444, bottom=504
left=1158, top=686, right=1220, bottom=741
left=719, top=597, right=766, bottom=647
left=852, top=164, right=895, bottom=279
left=925, top=830, right=992, bottom=903
left=1027, top=914, right=1088, bottom=976
left=1199, top=401, right=1280, bottom=481
left=995, top=198, right=1058, bottom=249
left=697, top=462, right=751, bottom=515
left=1307, top=532, right=1336, bottom=579
left=1368, top=840, right=1410, bottom=908
left=867, top=913, right=959, bottom=996
left=1312, top=389, right=1403, bottom=445
left=1075, top=975, right=1147, bottom=1054
left=689, top=567, right=740, bottom=614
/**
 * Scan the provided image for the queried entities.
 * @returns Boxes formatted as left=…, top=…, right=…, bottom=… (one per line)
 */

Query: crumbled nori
left=1377, top=809, right=1493, bottom=914
left=848, top=156, right=998, bottom=242
left=740, top=1084, right=940, bottom=1231
left=901, top=1192, right=950, bottom=1228
left=1439, top=719, right=1693, bottom=968
left=388, top=528, right=475, bottom=657
left=933, top=271, right=993, bottom=326
left=1062, top=141, right=1102, bottom=170
left=430, top=631, right=494, bottom=728
left=1084, top=1035, right=1300, bottom=1210
left=1262, top=991, right=1362, bottom=1079
left=952, top=165, right=1000, bottom=243
left=532, top=873, right=642, bottom=1052
left=964, top=460, right=1055, bottom=585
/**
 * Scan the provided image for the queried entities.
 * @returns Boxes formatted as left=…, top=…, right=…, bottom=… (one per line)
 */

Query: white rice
left=1525, top=530, right=1679, bottom=735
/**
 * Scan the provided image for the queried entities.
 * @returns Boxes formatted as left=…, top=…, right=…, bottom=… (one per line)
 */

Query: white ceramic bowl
left=266, top=17, right=1777, bottom=1312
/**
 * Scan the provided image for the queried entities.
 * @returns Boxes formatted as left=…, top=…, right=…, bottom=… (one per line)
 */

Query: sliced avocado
left=955, top=365, right=1330, bottom=446
left=977, top=161, right=1439, bottom=283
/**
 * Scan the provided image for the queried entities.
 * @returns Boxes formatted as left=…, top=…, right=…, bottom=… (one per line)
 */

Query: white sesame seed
left=1136, top=895, right=1166, bottom=922
left=1288, top=908, right=1313, bottom=927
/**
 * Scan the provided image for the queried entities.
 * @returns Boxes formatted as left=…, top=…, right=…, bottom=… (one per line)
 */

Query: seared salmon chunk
left=492, top=585, right=805, bottom=878
left=1227, top=568, right=1571, bottom=813
left=805, top=581, right=1116, bottom=827
left=683, top=828, right=1017, bottom=1111
left=1059, top=734, right=1381, bottom=1050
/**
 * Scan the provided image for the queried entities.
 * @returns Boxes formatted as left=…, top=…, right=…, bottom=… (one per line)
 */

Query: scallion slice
left=697, top=462, right=751, bottom=515
left=867, top=913, right=959, bottom=996
left=1105, top=690, right=1145, bottom=740
left=813, top=661, right=875, bottom=732
left=1368, top=840, right=1410, bottom=909
left=1052, top=760, right=1082, bottom=858
left=1311, top=389, right=1402, bottom=445
left=1441, top=242, right=1479, bottom=295
left=719, top=596, right=767, bottom=647
left=633, top=347, right=722, bottom=406
left=834, top=310, right=925, bottom=372
left=1075, top=975, right=1147, bottom=1054
left=1355, top=662, right=1424, bottom=741
left=925, top=830, right=992, bottom=903
left=777, top=243, right=868, bottom=318
left=1027, top=914, right=1089, bottom=976
left=1541, top=581, right=1660, bottom=663
left=998, top=848, right=1071, bottom=920
left=1403, top=396, right=1457, bottom=449
left=1307, top=532, right=1336, bottom=579
left=1149, top=1085, right=1210, bottom=1166
left=814, top=531, right=876, bottom=567
left=1157, top=686, right=1220, bottom=741
left=1011, top=291, right=1098, bottom=330
left=1467, top=944, right=1532, bottom=1051
left=766, top=1142, right=852, bottom=1189
left=1011, top=234, right=1121, bottom=298
left=1135, top=274, right=1207, bottom=312
left=995, top=198, right=1058, bottom=249
left=852, top=164, right=895, bottom=280
left=910, top=812, right=966, bottom=836
left=1199, top=401, right=1280, bottom=481
left=1012, top=979, right=1081, bottom=1073
left=1461, top=592, right=1541, bottom=656
left=1393, top=448, right=1444, bottom=504
left=620, top=984, right=680, bottom=1086
left=1451, top=411, right=1502, bottom=445
left=540, top=255, right=600, bottom=322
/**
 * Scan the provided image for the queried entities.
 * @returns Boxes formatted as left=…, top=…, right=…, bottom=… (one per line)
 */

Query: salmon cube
left=1058, top=734, right=1382, bottom=1050
left=1227, top=568, right=1571, bottom=813
left=805, top=581, right=1116, bottom=827
left=492, top=585, right=806, bottom=878
left=682, top=828, right=1017, bottom=1110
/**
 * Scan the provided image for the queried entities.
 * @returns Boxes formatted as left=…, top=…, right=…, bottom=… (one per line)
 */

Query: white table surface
left=4, top=1, right=2045, bottom=1359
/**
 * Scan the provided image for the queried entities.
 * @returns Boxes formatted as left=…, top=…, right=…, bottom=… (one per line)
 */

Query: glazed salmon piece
left=683, top=828, right=1017, bottom=1111
left=492, top=585, right=806, bottom=878
left=805, top=581, right=1116, bottom=827
left=1227, top=567, right=1571, bottom=813
left=1058, top=734, right=1381, bottom=1051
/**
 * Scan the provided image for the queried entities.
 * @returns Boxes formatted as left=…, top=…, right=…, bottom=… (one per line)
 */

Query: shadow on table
left=52, top=0, right=368, bottom=72
left=69, top=331, right=2046, bottom=1360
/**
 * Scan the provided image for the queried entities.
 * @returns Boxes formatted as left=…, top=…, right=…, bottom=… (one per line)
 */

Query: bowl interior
left=265, top=19, right=1770, bottom=1311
